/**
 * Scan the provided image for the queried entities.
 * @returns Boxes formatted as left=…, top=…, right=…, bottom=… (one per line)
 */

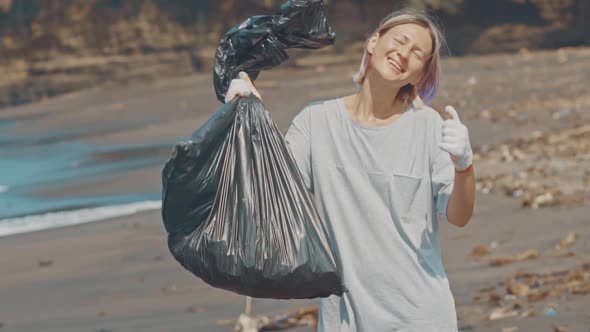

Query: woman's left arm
left=447, top=166, right=475, bottom=227
left=439, top=106, right=476, bottom=227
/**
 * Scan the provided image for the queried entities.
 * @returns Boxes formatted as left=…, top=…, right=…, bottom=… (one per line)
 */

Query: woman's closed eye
left=412, top=50, right=424, bottom=61
left=392, top=37, right=404, bottom=46
left=392, top=37, right=424, bottom=60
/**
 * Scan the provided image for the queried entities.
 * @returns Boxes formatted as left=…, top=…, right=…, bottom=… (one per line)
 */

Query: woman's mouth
left=387, top=58, right=403, bottom=73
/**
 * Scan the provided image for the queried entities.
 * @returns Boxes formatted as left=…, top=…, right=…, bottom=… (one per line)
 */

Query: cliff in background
left=0, top=0, right=588, bottom=108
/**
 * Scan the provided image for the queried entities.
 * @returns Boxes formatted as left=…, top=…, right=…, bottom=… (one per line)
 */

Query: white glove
left=439, top=105, right=473, bottom=171
left=224, top=71, right=261, bottom=103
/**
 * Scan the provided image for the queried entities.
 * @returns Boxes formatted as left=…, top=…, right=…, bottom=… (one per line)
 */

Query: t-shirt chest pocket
left=330, top=165, right=428, bottom=223
left=389, top=173, right=429, bottom=224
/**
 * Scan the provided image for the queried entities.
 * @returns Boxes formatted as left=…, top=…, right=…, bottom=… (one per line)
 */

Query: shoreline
left=0, top=199, right=161, bottom=238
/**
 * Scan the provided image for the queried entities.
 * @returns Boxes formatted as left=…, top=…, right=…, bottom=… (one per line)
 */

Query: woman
left=226, top=10, right=475, bottom=331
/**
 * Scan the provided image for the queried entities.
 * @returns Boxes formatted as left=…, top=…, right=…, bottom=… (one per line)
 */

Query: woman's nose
left=395, top=47, right=410, bottom=63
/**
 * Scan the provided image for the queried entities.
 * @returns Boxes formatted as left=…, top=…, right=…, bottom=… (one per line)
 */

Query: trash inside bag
left=213, top=0, right=336, bottom=102
left=162, top=96, right=344, bottom=299
left=161, top=0, right=344, bottom=299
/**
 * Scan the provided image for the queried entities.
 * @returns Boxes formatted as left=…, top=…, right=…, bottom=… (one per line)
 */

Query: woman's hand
left=438, top=106, right=473, bottom=171
left=224, top=71, right=262, bottom=103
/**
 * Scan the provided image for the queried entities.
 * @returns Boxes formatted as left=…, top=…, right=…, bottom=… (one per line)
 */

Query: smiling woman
left=352, top=10, right=443, bottom=107
left=224, top=8, right=476, bottom=332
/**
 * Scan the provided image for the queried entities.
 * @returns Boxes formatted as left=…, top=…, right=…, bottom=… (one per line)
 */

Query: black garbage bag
left=161, top=0, right=344, bottom=299
left=213, top=0, right=336, bottom=102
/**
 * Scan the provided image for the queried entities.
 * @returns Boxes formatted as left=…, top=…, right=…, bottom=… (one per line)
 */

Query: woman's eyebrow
left=400, top=33, right=424, bottom=52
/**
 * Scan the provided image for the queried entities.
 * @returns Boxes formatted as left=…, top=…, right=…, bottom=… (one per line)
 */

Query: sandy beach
left=1, top=191, right=588, bottom=331
left=1, top=48, right=589, bottom=331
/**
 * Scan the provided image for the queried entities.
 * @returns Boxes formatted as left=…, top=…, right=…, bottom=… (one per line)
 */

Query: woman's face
left=366, top=23, right=433, bottom=86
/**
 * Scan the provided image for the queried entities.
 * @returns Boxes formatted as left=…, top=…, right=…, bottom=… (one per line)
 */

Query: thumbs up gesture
left=438, top=106, right=473, bottom=171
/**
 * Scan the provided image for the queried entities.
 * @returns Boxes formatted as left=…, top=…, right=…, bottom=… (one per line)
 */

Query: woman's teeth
left=388, top=59, right=402, bottom=72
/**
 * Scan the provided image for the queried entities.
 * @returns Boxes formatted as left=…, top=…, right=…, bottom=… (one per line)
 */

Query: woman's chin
left=378, top=70, right=405, bottom=83
left=367, top=66, right=406, bottom=85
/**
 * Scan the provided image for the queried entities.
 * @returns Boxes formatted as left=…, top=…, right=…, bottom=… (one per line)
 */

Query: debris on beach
left=571, top=283, right=590, bottom=295
left=258, top=305, right=318, bottom=331
left=470, top=241, right=499, bottom=259
left=470, top=243, right=491, bottom=258
left=474, top=124, right=590, bottom=208
left=487, top=306, right=518, bottom=321
left=489, top=249, right=539, bottom=267
left=520, top=308, right=536, bottom=317
left=186, top=305, right=207, bottom=314
left=216, top=318, right=236, bottom=326
left=38, top=259, right=54, bottom=267
left=160, top=283, right=177, bottom=295
left=507, top=282, right=530, bottom=297
left=544, top=307, right=558, bottom=317
left=557, top=232, right=577, bottom=250
left=233, top=305, right=319, bottom=332
left=546, top=249, right=576, bottom=258
left=475, top=263, right=590, bottom=320
left=473, top=289, right=502, bottom=305
left=234, top=313, right=265, bottom=332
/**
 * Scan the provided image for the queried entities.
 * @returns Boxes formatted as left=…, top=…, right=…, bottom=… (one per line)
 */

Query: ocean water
left=0, top=123, right=173, bottom=237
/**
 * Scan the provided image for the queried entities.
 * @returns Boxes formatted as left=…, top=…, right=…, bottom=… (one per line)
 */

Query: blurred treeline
left=0, top=0, right=588, bottom=62
left=0, top=0, right=588, bottom=108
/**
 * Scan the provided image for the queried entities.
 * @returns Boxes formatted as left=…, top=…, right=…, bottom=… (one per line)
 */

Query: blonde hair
left=352, top=10, right=445, bottom=105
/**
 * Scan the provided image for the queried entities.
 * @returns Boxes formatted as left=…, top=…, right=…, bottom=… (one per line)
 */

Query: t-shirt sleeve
left=429, top=112, right=455, bottom=223
left=285, top=106, right=313, bottom=192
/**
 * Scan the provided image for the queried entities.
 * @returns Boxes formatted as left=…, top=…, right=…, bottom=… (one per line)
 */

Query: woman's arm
left=438, top=106, right=476, bottom=228
left=447, top=166, right=475, bottom=227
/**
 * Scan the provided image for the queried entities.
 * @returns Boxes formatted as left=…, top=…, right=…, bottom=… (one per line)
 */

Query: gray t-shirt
left=285, top=98, right=458, bottom=331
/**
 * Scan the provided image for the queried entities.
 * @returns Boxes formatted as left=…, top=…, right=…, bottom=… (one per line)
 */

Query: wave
left=0, top=200, right=161, bottom=237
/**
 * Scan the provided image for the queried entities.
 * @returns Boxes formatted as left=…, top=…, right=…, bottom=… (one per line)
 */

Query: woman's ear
left=366, top=32, right=380, bottom=55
